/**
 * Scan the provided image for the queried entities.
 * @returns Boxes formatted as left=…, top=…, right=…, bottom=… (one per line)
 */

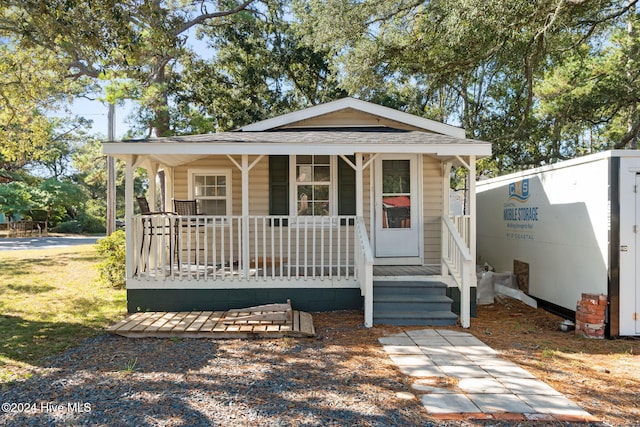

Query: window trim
left=187, top=168, right=232, bottom=215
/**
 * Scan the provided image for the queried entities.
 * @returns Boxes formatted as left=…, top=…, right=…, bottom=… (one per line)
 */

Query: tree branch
left=67, top=60, right=100, bottom=79
left=614, top=118, right=640, bottom=149
left=176, top=0, right=256, bottom=35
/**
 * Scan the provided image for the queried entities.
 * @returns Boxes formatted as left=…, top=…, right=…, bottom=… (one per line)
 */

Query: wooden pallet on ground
left=106, top=304, right=314, bottom=339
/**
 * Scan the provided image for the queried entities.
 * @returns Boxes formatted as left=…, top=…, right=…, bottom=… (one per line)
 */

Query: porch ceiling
left=104, top=128, right=492, bottom=168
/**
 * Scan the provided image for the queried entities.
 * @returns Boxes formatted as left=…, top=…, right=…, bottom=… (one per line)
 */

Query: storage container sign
left=503, top=178, right=539, bottom=240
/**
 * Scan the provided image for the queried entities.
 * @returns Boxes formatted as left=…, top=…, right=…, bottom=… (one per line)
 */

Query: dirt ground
left=337, top=297, right=640, bottom=426
left=465, top=297, right=640, bottom=426
left=3, top=298, right=638, bottom=426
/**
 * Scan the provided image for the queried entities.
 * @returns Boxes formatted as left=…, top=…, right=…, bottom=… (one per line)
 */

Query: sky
left=72, top=27, right=213, bottom=141
left=72, top=97, right=136, bottom=141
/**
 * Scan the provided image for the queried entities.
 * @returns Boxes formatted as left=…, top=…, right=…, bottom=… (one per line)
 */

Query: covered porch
left=103, top=98, right=491, bottom=328
left=120, top=154, right=476, bottom=328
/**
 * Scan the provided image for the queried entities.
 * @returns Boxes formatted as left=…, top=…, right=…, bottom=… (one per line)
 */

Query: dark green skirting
left=447, top=286, right=478, bottom=317
left=127, top=288, right=364, bottom=313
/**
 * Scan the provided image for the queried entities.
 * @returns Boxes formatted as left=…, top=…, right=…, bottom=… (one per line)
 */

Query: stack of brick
left=575, top=293, right=607, bottom=339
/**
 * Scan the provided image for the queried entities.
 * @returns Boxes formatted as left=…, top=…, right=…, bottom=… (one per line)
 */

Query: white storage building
left=476, top=150, right=640, bottom=337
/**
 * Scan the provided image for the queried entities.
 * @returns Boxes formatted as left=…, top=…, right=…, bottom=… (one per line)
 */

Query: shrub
left=78, top=201, right=107, bottom=233
left=95, top=230, right=126, bottom=289
left=52, top=220, right=83, bottom=234
left=77, top=213, right=106, bottom=234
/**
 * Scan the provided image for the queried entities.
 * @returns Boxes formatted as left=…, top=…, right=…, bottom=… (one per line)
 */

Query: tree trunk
left=151, top=63, right=171, bottom=138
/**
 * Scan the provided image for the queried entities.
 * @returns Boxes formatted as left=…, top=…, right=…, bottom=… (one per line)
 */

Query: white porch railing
left=450, top=215, right=471, bottom=248
left=354, top=217, right=374, bottom=327
left=441, top=215, right=473, bottom=328
left=132, top=215, right=361, bottom=283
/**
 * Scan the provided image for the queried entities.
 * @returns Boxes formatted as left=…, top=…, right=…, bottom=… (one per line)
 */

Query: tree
left=166, top=0, right=346, bottom=133
left=72, top=138, right=146, bottom=225
left=1, top=0, right=259, bottom=137
left=0, top=181, right=36, bottom=221
left=36, top=178, right=86, bottom=231
left=537, top=11, right=640, bottom=151
left=0, top=42, right=84, bottom=173
left=294, top=0, right=639, bottom=174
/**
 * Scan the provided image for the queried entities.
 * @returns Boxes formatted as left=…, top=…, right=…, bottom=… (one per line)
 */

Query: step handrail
left=354, top=217, right=374, bottom=327
left=441, top=216, right=473, bottom=328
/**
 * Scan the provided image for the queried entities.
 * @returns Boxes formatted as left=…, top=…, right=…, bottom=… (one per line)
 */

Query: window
left=381, top=160, right=411, bottom=228
left=295, top=155, right=331, bottom=216
left=189, top=170, right=231, bottom=215
left=269, top=155, right=355, bottom=220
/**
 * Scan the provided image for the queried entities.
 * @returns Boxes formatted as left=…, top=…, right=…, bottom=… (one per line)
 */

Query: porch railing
left=354, top=217, right=374, bottom=327
left=132, top=215, right=360, bottom=283
left=450, top=215, right=471, bottom=248
left=441, top=215, right=473, bottom=328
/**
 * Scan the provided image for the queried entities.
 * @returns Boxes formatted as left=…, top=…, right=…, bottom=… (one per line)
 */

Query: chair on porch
left=173, top=199, right=200, bottom=216
left=135, top=196, right=176, bottom=274
left=173, top=199, right=206, bottom=270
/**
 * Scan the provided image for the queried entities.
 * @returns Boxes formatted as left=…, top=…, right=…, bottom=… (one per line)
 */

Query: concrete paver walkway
left=380, top=329, right=599, bottom=423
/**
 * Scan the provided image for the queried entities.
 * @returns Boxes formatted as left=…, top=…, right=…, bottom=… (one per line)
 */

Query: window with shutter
left=268, top=155, right=355, bottom=223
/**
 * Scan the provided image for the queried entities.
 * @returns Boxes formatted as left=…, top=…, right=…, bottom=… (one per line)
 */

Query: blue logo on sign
left=508, top=179, right=529, bottom=202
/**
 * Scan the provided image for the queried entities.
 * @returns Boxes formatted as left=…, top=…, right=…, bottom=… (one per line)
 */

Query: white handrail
left=442, top=216, right=473, bottom=328
left=354, top=217, right=374, bottom=327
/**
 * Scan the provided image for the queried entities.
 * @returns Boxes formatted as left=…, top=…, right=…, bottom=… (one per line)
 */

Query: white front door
left=374, top=154, right=421, bottom=260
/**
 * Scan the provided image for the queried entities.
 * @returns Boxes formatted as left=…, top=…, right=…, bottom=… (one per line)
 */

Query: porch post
left=442, top=162, right=452, bottom=277
left=147, top=161, right=159, bottom=211
left=355, top=153, right=373, bottom=327
left=355, top=153, right=364, bottom=217
left=468, top=155, right=477, bottom=276
left=124, top=155, right=135, bottom=281
left=241, top=155, right=250, bottom=278
left=164, top=167, right=174, bottom=212
left=461, top=155, right=476, bottom=329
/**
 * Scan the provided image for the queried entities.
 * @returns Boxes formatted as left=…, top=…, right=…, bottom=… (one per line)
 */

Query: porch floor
left=107, top=310, right=315, bottom=339
left=136, top=264, right=440, bottom=280
left=373, top=264, right=441, bottom=276
left=136, top=265, right=354, bottom=280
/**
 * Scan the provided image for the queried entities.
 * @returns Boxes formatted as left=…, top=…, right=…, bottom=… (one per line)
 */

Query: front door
left=374, top=155, right=421, bottom=260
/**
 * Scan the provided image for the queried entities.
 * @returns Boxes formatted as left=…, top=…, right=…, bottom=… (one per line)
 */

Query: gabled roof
left=239, top=97, right=466, bottom=138
left=103, top=98, right=491, bottom=167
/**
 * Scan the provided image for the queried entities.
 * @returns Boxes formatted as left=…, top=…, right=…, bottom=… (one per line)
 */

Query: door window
left=382, top=160, right=411, bottom=229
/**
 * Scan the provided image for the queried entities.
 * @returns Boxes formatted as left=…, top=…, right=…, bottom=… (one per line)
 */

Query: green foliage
left=294, top=0, right=640, bottom=174
left=95, top=230, right=126, bottom=289
left=0, top=182, right=35, bottom=220
left=0, top=42, right=76, bottom=170
left=52, top=220, right=83, bottom=234
left=169, top=1, right=346, bottom=133
left=1, top=0, right=261, bottom=137
left=536, top=18, right=640, bottom=150
left=76, top=201, right=107, bottom=234
left=2, top=0, right=638, bottom=180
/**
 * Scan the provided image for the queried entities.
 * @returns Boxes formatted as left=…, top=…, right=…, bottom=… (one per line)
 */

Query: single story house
left=103, top=97, right=492, bottom=327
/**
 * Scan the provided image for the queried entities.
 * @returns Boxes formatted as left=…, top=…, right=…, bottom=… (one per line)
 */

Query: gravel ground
left=0, top=309, right=614, bottom=427
left=1, top=312, right=436, bottom=427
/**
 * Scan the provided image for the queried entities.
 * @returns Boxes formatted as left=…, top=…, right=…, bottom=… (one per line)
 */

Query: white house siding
left=173, top=156, right=244, bottom=215
left=171, top=155, right=369, bottom=268
left=281, top=108, right=428, bottom=132
left=422, top=155, right=443, bottom=264
left=171, top=154, right=441, bottom=266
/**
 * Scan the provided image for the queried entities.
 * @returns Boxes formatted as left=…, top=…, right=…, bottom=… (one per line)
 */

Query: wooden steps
left=373, top=280, right=458, bottom=326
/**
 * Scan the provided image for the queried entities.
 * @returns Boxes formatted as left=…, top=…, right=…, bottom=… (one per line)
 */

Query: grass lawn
left=0, top=244, right=127, bottom=383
